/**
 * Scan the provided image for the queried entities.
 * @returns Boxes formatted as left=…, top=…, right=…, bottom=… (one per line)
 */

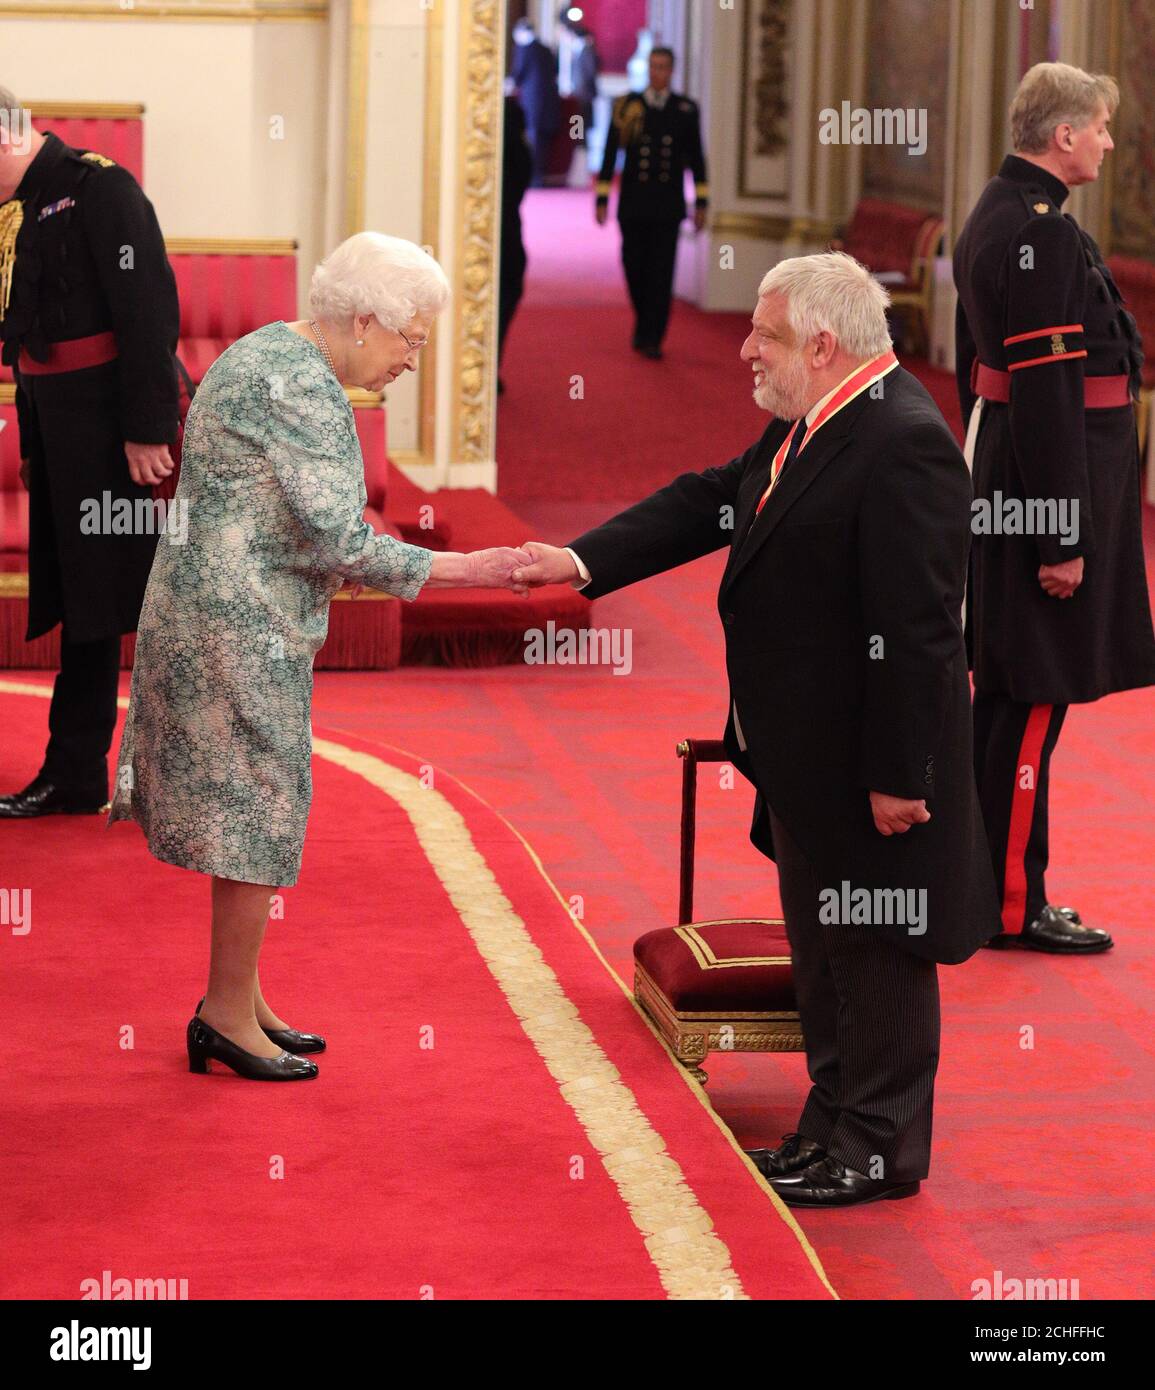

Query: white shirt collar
left=644, top=86, right=670, bottom=109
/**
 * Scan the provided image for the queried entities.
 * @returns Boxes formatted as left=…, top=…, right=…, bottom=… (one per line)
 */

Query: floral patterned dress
left=109, top=321, right=432, bottom=886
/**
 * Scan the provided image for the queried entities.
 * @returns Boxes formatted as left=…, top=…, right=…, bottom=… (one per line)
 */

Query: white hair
left=309, top=232, right=450, bottom=329
left=757, top=251, right=892, bottom=358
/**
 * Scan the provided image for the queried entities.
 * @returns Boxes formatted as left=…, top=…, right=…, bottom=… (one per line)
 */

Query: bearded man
left=513, top=252, right=1001, bottom=1207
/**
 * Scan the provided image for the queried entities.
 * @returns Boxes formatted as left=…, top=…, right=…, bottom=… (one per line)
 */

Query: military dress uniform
left=954, top=154, right=1155, bottom=951
left=595, top=87, right=708, bottom=354
left=0, top=130, right=179, bottom=815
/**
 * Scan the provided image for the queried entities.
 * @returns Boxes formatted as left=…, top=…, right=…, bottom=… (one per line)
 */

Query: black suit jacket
left=569, top=366, right=1001, bottom=964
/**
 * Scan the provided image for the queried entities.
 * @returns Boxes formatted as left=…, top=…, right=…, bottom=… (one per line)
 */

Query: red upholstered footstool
left=632, top=740, right=804, bottom=1084
left=634, top=919, right=802, bottom=1084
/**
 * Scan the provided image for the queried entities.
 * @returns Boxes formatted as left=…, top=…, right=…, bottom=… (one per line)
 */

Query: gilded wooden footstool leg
left=675, top=1031, right=708, bottom=1085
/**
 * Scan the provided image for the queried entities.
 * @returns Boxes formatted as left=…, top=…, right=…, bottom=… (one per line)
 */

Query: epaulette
left=79, top=151, right=117, bottom=169
left=613, top=93, right=647, bottom=145
left=613, top=92, right=644, bottom=121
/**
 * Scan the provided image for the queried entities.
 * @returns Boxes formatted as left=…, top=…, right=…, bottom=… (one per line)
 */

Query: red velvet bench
left=832, top=198, right=945, bottom=355
left=633, top=739, right=804, bottom=1084
left=29, top=101, right=144, bottom=182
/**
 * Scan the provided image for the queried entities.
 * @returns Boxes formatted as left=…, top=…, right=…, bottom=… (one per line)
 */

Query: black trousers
left=525, top=124, right=555, bottom=186
left=40, top=631, right=122, bottom=801
left=497, top=238, right=527, bottom=367
left=619, top=217, right=681, bottom=348
left=973, top=693, right=1068, bottom=935
left=770, top=810, right=941, bottom=1182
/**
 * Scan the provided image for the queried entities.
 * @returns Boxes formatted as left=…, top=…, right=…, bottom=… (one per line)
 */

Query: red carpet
left=6, top=190, right=1152, bottom=1300
left=489, top=189, right=1155, bottom=1298
left=385, top=466, right=588, bottom=666
left=0, top=679, right=833, bottom=1301
left=496, top=188, right=967, bottom=505
left=301, top=543, right=1155, bottom=1301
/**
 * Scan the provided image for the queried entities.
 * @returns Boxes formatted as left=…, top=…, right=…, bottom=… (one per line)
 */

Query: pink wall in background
left=571, top=0, right=647, bottom=73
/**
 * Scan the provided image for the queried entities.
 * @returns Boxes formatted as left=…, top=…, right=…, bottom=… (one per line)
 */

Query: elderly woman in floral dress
left=110, top=233, right=527, bottom=1081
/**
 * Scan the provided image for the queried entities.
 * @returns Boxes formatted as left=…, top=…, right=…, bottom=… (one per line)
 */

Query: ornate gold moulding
left=0, top=1, right=327, bottom=20
left=711, top=211, right=841, bottom=242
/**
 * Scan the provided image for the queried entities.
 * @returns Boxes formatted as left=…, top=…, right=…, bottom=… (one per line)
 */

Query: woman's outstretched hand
left=466, top=546, right=533, bottom=593
left=425, top=547, right=533, bottom=592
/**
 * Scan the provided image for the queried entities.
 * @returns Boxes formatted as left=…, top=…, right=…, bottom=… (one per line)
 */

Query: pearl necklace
left=308, top=320, right=337, bottom=377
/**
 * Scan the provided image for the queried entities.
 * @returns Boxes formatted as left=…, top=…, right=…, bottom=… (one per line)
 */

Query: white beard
left=752, top=349, right=813, bottom=421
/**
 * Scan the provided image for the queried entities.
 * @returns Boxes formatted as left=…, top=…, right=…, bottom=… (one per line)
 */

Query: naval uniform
left=954, top=155, right=1155, bottom=939
left=595, top=87, right=708, bottom=352
left=0, top=131, right=179, bottom=807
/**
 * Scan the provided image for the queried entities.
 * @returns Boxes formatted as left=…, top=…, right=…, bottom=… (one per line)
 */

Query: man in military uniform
left=954, top=62, right=1155, bottom=953
left=595, top=46, right=708, bottom=360
left=0, top=84, right=180, bottom=818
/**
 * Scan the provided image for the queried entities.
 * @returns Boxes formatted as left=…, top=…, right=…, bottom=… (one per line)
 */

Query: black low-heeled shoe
left=195, top=997, right=326, bottom=1054
left=186, top=1016, right=318, bottom=1081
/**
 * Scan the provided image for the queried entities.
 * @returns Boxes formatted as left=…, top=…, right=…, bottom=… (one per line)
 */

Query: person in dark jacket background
left=0, top=82, right=180, bottom=820
left=498, top=95, right=533, bottom=392
left=511, top=19, right=559, bottom=188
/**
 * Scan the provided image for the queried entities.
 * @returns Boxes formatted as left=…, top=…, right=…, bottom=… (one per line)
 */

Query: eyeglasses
left=396, top=327, right=428, bottom=359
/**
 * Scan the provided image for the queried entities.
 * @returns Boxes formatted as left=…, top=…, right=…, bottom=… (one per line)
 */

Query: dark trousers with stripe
left=771, top=811, right=941, bottom=1183
left=619, top=218, right=681, bottom=348
left=40, top=631, right=122, bottom=802
left=972, top=694, right=1068, bottom=935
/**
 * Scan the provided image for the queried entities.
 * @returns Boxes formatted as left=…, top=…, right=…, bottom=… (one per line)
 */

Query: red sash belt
left=971, top=359, right=1131, bottom=409
left=17, top=331, right=118, bottom=376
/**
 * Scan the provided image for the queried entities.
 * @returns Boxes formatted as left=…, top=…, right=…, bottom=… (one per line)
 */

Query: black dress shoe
left=0, top=776, right=109, bottom=819
left=1020, top=905, right=1112, bottom=953
left=196, top=997, right=325, bottom=1054
left=769, top=1155, right=921, bottom=1207
left=186, top=1016, right=318, bottom=1080
left=984, top=904, right=1109, bottom=953
left=745, top=1132, right=826, bottom=1178
left=641, top=343, right=664, bottom=360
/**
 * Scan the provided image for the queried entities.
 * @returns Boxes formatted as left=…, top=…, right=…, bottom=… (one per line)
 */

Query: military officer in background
left=954, top=62, right=1155, bottom=953
left=595, top=46, right=708, bottom=360
left=0, top=83, right=180, bottom=818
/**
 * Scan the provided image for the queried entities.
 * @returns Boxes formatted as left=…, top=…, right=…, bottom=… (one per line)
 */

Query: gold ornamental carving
left=752, top=0, right=791, bottom=156
left=455, top=0, right=502, bottom=464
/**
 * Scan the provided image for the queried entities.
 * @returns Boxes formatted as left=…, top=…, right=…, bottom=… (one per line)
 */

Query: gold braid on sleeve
left=0, top=199, right=24, bottom=321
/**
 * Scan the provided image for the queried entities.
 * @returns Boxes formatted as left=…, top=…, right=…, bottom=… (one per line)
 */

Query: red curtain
left=572, top=0, right=647, bottom=72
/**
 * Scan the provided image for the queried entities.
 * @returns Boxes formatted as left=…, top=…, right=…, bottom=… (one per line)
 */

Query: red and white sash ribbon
left=754, top=348, right=899, bottom=515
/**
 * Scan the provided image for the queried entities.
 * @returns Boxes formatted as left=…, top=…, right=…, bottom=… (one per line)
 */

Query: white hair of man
left=309, top=232, right=450, bottom=330
left=757, top=251, right=892, bottom=360
left=1010, top=61, right=1118, bottom=154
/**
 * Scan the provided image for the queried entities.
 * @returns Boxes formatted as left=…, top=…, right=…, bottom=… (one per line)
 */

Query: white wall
left=361, top=0, right=430, bottom=457
left=0, top=15, right=330, bottom=328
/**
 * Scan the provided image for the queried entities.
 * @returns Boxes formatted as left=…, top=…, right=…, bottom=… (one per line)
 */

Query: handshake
left=442, top=542, right=581, bottom=594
